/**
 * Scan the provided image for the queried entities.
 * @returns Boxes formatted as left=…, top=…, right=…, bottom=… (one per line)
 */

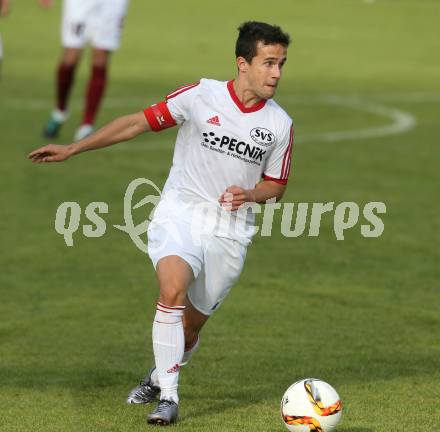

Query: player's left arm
left=219, top=181, right=286, bottom=211
left=220, top=119, right=293, bottom=211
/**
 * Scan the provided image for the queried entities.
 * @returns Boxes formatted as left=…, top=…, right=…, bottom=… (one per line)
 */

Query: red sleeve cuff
left=143, top=101, right=177, bottom=132
left=262, top=174, right=288, bottom=185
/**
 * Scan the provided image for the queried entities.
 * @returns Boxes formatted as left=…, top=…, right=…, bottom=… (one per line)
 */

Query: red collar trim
left=227, top=80, right=267, bottom=113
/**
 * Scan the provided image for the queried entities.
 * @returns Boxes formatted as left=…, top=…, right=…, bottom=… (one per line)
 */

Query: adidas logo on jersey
left=207, top=115, right=221, bottom=126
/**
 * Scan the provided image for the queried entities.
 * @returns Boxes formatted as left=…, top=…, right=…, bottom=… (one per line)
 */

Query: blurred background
left=0, top=1, right=439, bottom=431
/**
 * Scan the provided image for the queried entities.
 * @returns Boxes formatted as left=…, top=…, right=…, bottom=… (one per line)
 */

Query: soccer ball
left=280, top=378, right=342, bottom=432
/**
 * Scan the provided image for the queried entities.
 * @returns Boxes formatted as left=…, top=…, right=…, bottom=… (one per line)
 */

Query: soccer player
left=42, top=0, right=129, bottom=141
left=28, top=21, right=293, bottom=426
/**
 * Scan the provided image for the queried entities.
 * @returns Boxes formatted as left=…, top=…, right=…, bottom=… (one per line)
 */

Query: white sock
left=152, top=302, right=185, bottom=403
left=150, top=335, right=200, bottom=386
left=52, top=108, right=68, bottom=122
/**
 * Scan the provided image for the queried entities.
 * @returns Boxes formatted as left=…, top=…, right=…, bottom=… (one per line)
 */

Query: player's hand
left=28, top=144, right=72, bottom=163
left=39, top=0, right=53, bottom=9
left=0, top=0, right=10, bottom=17
left=219, top=185, right=255, bottom=211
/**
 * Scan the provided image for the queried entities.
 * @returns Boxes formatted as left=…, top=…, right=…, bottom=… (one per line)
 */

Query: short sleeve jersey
left=144, top=78, right=294, bottom=244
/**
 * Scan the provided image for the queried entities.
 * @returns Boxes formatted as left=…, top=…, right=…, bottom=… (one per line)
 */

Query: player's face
left=246, top=42, right=287, bottom=100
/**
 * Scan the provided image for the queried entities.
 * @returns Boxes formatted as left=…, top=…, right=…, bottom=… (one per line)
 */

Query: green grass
left=1, top=0, right=440, bottom=431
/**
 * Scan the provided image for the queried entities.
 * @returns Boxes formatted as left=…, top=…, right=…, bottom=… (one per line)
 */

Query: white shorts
left=61, top=0, right=128, bottom=51
left=147, top=201, right=247, bottom=316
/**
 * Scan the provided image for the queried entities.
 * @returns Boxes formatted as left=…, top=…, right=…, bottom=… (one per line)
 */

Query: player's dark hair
left=235, top=21, right=291, bottom=63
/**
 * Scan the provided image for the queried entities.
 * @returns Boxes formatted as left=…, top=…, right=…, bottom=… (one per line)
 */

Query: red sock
left=57, top=63, right=76, bottom=112
left=82, top=65, right=107, bottom=125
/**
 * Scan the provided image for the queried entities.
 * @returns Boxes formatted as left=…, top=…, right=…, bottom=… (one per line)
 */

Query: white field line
left=295, top=95, right=416, bottom=143
left=5, top=91, right=440, bottom=110
left=280, top=92, right=440, bottom=104
left=5, top=93, right=425, bottom=148
left=116, top=95, right=418, bottom=149
left=373, top=92, right=440, bottom=103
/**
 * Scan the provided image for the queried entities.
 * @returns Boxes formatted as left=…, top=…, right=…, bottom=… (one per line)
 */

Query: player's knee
left=91, top=49, right=110, bottom=68
left=61, top=48, right=81, bottom=66
left=159, top=284, right=186, bottom=307
left=91, top=58, right=108, bottom=68
left=61, top=58, right=79, bottom=68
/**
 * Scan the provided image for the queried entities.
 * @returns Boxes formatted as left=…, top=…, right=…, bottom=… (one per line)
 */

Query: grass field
left=1, top=0, right=439, bottom=431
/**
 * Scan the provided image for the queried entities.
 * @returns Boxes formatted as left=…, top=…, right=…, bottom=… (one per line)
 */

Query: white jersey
left=144, top=78, right=294, bottom=245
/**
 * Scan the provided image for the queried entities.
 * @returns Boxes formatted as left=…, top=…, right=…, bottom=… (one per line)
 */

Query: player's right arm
left=28, top=111, right=151, bottom=163
left=29, top=82, right=196, bottom=163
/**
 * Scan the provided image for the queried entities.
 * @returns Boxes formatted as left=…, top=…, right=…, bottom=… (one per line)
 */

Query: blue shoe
left=43, top=109, right=67, bottom=139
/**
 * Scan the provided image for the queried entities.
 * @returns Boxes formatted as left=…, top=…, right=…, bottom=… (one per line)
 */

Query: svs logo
left=250, top=127, right=274, bottom=147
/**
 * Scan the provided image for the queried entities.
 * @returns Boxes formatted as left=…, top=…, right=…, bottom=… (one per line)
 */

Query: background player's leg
left=58, top=48, right=82, bottom=111
left=43, top=47, right=82, bottom=138
left=74, top=48, right=110, bottom=141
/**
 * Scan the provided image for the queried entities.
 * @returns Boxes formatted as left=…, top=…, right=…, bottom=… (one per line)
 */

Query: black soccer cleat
left=126, top=367, right=160, bottom=404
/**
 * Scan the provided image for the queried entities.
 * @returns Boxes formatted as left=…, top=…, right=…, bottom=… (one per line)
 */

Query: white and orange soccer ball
left=280, top=378, right=342, bottom=432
